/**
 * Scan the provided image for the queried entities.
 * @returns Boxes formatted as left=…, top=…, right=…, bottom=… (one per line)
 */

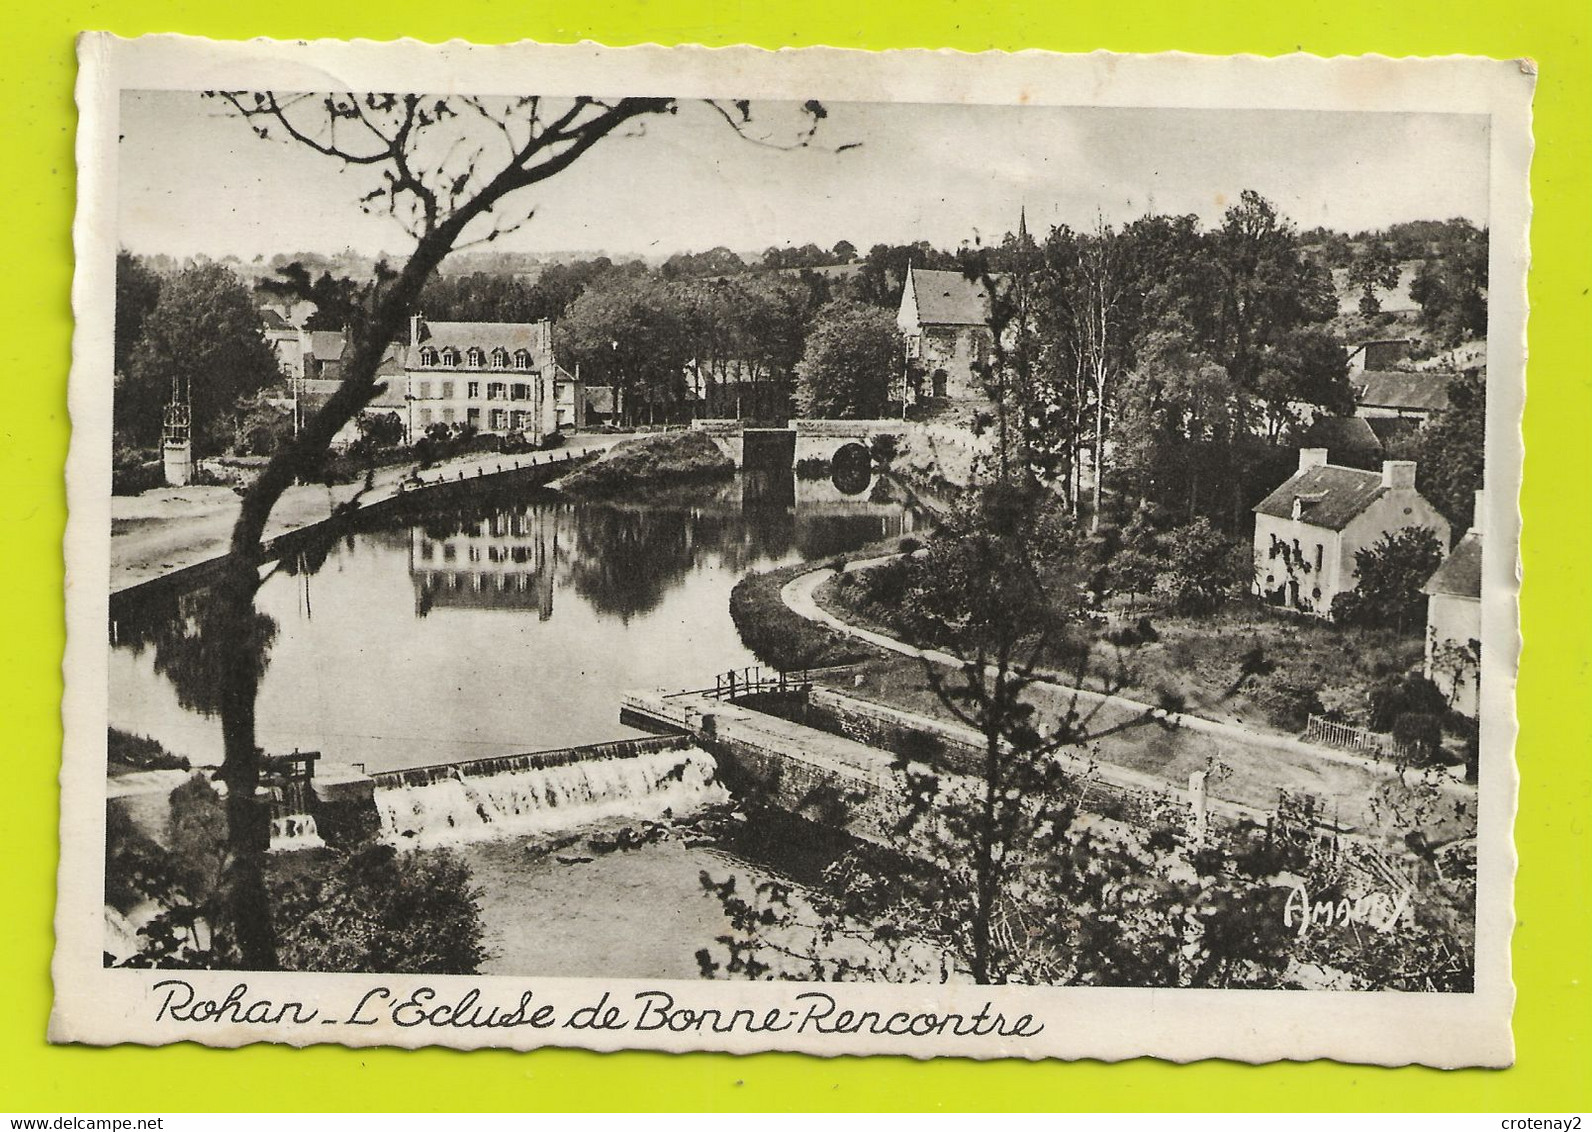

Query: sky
left=117, top=90, right=1491, bottom=261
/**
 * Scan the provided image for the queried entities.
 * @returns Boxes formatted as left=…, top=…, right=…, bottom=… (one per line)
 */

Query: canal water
left=108, top=469, right=924, bottom=978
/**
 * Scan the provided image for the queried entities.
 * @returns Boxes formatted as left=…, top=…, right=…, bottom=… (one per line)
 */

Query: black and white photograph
left=58, top=37, right=1528, bottom=1063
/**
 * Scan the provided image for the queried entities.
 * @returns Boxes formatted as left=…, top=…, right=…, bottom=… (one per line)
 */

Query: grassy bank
left=553, top=430, right=733, bottom=496
left=816, top=561, right=1424, bottom=739
left=728, top=540, right=913, bottom=672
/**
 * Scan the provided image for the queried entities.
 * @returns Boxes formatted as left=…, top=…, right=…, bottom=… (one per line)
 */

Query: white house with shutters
left=404, top=316, right=581, bottom=444
left=1252, top=448, right=1451, bottom=617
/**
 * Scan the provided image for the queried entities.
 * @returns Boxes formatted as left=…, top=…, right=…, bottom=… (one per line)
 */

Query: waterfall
left=375, top=745, right=729, bottom=850
left=269, top=812, right=325, bottom=852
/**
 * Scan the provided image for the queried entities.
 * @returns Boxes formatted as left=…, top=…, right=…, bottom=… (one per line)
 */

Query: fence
left=1304, top=714, right=1421, bottom=764
left=663, top=665, right=813, bottom=702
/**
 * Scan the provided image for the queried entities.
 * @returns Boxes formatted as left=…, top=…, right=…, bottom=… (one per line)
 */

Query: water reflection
left=109, top=470, right=920, bottom=771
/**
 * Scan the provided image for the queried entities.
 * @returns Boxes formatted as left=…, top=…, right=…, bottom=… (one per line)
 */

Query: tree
left=793, top=300, right=899, bottom=418
left=558, top=272, right=691, bottom=424
left=196, top=90, right=825, bottom=968
left=256, top=261, right=379, bottom=330
left=1346, top=526, right=1446, bottom=634
left=114, top=252, right=162, bottom=380
left=1408, top=221, right=1488, bottom=346
left=1416, top=369, right=1486, bottom=532
left=1161, top=517, right=1249, bottom=613
left=1347, top=243, right=1402, bottom=316
left=121, top=262, right=283, bottom=454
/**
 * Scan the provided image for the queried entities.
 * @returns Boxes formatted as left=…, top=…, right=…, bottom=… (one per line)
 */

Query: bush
left=1392, top=711, right=1444, bottom=759
left=795, top=456, right=831, bottom=480
left=271, top=843, right=488, bottom=975
left=1369, top=672, right=1449, bottom=733
left=869, top=433, right=901, bottom=465
left=1251, top=674, right=1327, bottom=732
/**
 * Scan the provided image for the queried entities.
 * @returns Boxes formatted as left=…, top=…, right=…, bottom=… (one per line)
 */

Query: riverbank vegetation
left=105, top=769, right=487, bottom=973
left=553, top=430, right=733, bottom=496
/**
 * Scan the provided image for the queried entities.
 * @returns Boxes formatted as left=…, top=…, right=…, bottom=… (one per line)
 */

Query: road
left=109, top=433, right=625, bottom=594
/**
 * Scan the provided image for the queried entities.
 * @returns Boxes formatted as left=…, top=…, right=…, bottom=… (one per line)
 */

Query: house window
left=487, top=382, right=507, bottom=400
left=440, top=348, right=459, bottom=367
left=417, top=380, right=433, bottom=399
left=511, top=410, right=528, bottom=430
left=511, top=383, right=529, bottom=401
left=419, top=542, right=434, bottom=562
left=418, top=408, right=433, bottom=426
left=467, top=381, right=480, bottom=398
left=491, top=347, right=509, bottom=368
left=441, top=408, right=456, bottom=424
left=513, top=349, right=532, bottom=369
left=467, top=408, right=481, bottom=428
left=442, top=543, right=456, bottom=563
left=418, top=346, right=438, bottom=366
left=440, top=380, right=454, bottom=399
left=466, top=347, right=485, bottom=368
left=490, top=409, right=508, bottom=431
left=1314, top=544, right=1324, bottom=571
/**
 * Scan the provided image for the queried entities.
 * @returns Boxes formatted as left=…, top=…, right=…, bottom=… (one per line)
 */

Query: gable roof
left=1423, top=530, right=1482, bottom=600
left=259, top=307, right=292, bottom=330
left=1356, top=370, right=1452, bottom=413
left=1252, top=465, right=1389, bottom=531
left=1300, top=415, right=1382, bottom=460
left=907, top=268, right=1002, bottom=326
left=304, top=330, right=347, bottom=361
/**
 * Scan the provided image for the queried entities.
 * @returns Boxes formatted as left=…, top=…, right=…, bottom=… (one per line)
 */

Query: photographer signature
left=1282, top=883, right=1412, bottom=937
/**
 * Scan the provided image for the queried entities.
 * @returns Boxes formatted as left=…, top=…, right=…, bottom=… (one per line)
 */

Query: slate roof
left=1363, top=415, right=1424, bottom=459
left=304, top=330, right=347, bottom=361
left=1252, top=465, right=1388, bottom=531
left=1423, top=530, right=1482, bottom=600
left=259, top=307, right=292, bottom=330
left=1300, top=415, right=1382, bottom=460
left=409, top=320, right=549, bottom=367
left=584, top=386, right=617, bottom=415
left=908, top=268, right=1004, bottom=326
left=1356, top=370, right=1452, bottom=413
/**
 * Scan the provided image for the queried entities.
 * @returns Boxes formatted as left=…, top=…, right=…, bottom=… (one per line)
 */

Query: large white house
left=1252, top=448, right=1451, bottom=617
left=404, top=316, right=581, bottom=444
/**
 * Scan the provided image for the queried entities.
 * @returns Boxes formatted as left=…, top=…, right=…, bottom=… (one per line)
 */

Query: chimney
left=410, top=313, right=422, bottom=348
left=1298, top=447, right=1329, bottom=472
left=1382, top=460, right=1417, bottom=490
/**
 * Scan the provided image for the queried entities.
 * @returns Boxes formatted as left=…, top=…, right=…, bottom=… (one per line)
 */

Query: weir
left=373, top=738, right=728, bottom=849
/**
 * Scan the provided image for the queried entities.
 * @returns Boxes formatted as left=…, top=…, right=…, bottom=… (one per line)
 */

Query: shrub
left=1392, top=711, right=1444, bottom=759
left=1369, top=672, right=1449, bottom=733
left=869, top=433, right=901, bottom=465
left=1251, top=674, right=1327, bottom=732
left=795, top=456, right=831, bottom=480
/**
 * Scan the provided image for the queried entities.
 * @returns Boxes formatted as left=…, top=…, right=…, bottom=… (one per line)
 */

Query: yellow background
left=4, top=0, right=1588, bottom=1112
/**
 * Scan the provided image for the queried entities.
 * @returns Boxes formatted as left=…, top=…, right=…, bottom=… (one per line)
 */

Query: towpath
left=110, top=434, right=623, bottom=595
left=780, top=557, right=1475, bottom=837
